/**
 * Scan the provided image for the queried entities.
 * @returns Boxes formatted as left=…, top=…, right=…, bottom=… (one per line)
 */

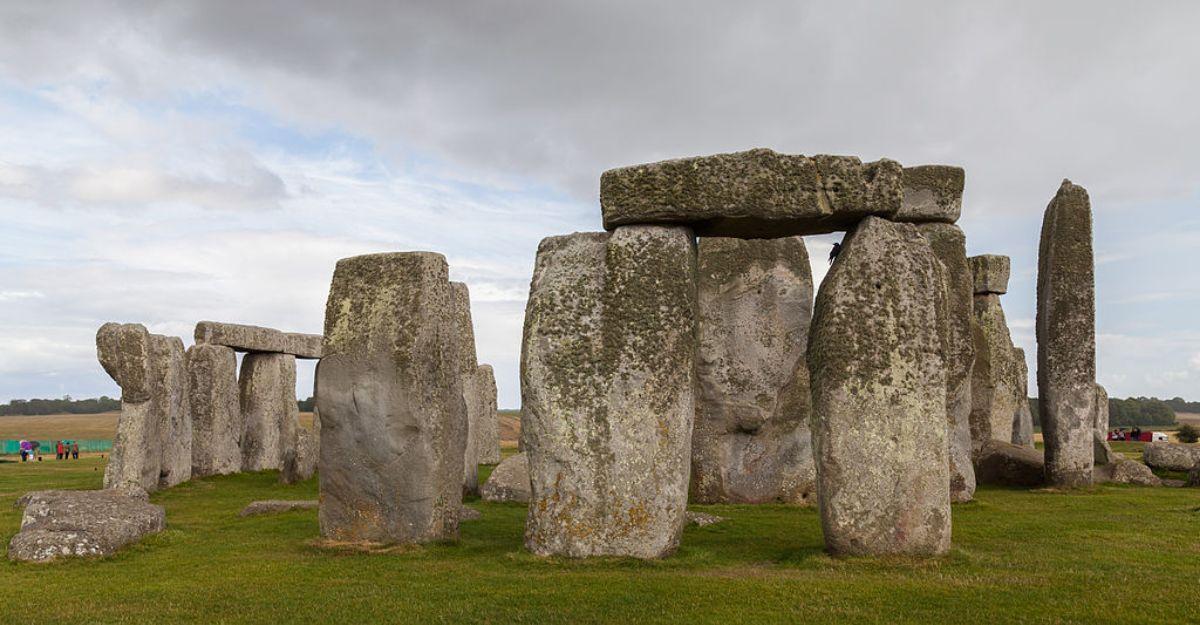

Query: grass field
left=1, top=457, right=1198, bottom=624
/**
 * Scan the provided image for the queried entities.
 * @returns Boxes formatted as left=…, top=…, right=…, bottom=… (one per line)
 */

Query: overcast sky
left=1, top=1, right=1198, bottom=407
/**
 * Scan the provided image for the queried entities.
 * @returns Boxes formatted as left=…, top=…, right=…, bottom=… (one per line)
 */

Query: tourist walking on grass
left=56, top=440, right=64, bottom=460
left=71, top=442, right=79, bottom=460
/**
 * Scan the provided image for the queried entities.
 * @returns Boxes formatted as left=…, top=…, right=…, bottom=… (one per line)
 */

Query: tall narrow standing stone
left=475, top=364, right=501, bottom=464
left=1011, top=348, right=1035, bottom=448
left=452, top=282, right=483, bottom=494
left=1037, top=180, right=1096, bottom=487
left=187, top=344, right=242, bottom=476
left=1093, top=384, right=1117, bottom=465
left=522, top=226, right=696, bottom=559
left=97, top=323, right=161, bottom=493
left=917, top=223, right=977, bottom=503
left=318, top=252, right=467, bottom=544
left=691, top=236, right=815, bottom=504
left=239, top=353, right=298, bottom=472
left=969, top=255, right=1023, bottom=453
left=808, top=217, right=950, bottom=556
left=154, top=335, right=191, bottom=489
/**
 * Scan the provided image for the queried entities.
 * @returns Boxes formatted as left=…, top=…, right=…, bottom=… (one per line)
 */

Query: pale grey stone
left=452, top=282, right=483, bottom=495
left=194, top=321, right=322, bottom=359
left=1011, top=349, right=1035, bottom=448
left=239, top=500, right=318, bottom=517
left=187, top=344, right=242, bottom=477
left=475, top=365, right=501, bottom=465
left=1037, top=180, right=1096, bottom=487
left=522, top=226, right=696, bottom=559
left=896, top=165, right=964, bottom=224
left=280, top=425, right=318, bottom=485
left=317, top=252, right=467, bottom=545
left=970, top=293, right=1023, bottom=452
left=1142, top=442, right=1200, bottom=472
left=153, top=335, right=191, bottom=489
left=458, top=506, right=482, bottom=521
left=969, top=254, right=1010, bottom=295
left=8, top=490, right=165, bottom=562
left=1095, top=459, right=1161, bottom=487
left=1093, top=384, right=1118, bottom=466
left=480, top=452, right=530, bottom=503
left=692, top=236, right=815, bottom=504
left=974, top=440, right=1045, bottom=487
left=600, top=149, right=903, bottom=237
left=239, top=353, right=298, bottom=472
left=808, top=216, right=951, bottom=556
left=685, top=511, right=727, bottom=527
left=97, top=323, right=161, bottom=493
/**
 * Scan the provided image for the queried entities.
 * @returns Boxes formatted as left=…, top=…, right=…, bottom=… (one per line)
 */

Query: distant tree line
left=0, top=396, right=121, bottom=416
left=1029, top=396, right=1179, bottom=428
left=298, top=396, right=315, bottom=412
left=1164, top=397, right=1200, bottom=413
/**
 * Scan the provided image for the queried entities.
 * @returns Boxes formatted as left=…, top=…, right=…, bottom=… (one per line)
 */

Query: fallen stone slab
left=1094, top=459, right=1161, bottom=487
left=686, top=511, right=727, bottom=527
left=1142, top=442, right=1200, bottom=472
left=239, top=352, right=299, bottom=472
left=187, top=344, right=242, bottom=477
left=969, top=254, right=1010, bottom=295
left=8, top=490, right=165, bottom=563
left=1037, top=180, right=1096, bottom=488
left=974, top=440, right=1045, bottom=488
left=194, top=321, right=322, bottom=359
left=808, top=216, right=951, bottom=556
left=600, top=148, right=905, bottom=238
left=480, top=452, right=531, bottom=503
left=239, top=499, right=319, bottom=517
left=692, top=236, right=816, bottom=505
left=895, top=165, right=965, bottom=224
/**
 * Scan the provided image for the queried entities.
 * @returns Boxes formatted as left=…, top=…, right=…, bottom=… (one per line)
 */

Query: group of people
left=16, top=439, right=80, bottom=462
left=1108, top=427, right=1143, bottom=442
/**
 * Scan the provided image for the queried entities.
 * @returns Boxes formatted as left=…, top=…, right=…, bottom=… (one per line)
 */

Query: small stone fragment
left=480, top=452, right=531, bottom=503
left=239, top=500, right=319, bottom=517
left=685, top=511, right=727, bottom=527
left=969, top=255, right=1010, bottom=295
left=1095, top=459, right=1161, bottom=487
left=974, top=440, right=1045, bottom=488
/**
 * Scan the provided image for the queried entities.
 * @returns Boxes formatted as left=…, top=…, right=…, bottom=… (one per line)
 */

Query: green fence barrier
left=3, top=439, right=111, bottom=455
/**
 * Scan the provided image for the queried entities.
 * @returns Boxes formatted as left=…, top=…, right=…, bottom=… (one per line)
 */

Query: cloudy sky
left=1, top=1, right=1198, bottom=408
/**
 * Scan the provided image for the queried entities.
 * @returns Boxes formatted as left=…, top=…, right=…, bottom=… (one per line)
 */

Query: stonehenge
left=691, top=236, right=816, bottom=505
left=317, top=252, right=468, bottom=545
left=1037, top=180, right=1096, bottom=488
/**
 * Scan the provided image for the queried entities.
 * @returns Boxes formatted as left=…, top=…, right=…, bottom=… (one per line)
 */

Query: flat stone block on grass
left=8, top=490, right=165, bottom=563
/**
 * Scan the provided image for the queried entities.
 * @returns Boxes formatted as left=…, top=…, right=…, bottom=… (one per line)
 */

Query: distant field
left=0, top=412, right=119, bottom=440
left=498, top=409, right=519, bottom=447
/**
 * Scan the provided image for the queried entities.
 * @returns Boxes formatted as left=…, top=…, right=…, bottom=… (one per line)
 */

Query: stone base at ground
left=239, top=500, right=319, bottom=517
left=974, top=441, right=1045, bottom=487
left=480, top=452, right=531, bottom=503
left=8, top=490, right=165, bottom=562
left=1094, top=459, right=1161, bottom=487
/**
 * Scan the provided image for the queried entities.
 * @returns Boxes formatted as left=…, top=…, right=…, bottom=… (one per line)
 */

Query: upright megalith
left=522, top=226, right=696, bottom=559
left=917, top=223, right=977, bottom=503
left=97, top=323, right=161, bottom=493
left=475, top=365, right=501, bottom=464
left=1011, top=349, right=1035, bottom=448
left=691, top=236, right=815, bottom=504
left=239, top=353, right=298, bottom=472
left=1037, top=180, right=1096, bottom=487
left=317, top=252, right=467, bottom=545
left=451, top=282, right=484, bottom=495
left=186, top=344, right=242, bottom=476
left=153, top=335, right=191, bottom=489
left=1093, top=384, right=1117, bottom=465
left=808, top=217, right=951, bottom=556
left=969, top=255, right=1024, bottom=452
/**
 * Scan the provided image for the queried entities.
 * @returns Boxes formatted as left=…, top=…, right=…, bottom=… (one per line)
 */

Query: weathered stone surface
left=1095, top=459, right=1161, bottom=487
left=458, top=506, right=482, bottom=521
left=480, top=452, right=531, bottom=503
left=686, top=511, right=727, bottom=527
left=97, top=323, right=160, bottom=493
left=1187, top=465, right=1200, bottom=487
left=280, top=424, right=318, bottom=485
left=1037, top=180, right=1096, bottom=487
left=318, top=252, right=467, bottom=545
left=808, top=217, right=951, bottom=556
left=969, top=254, right=1010, bottom=295
left=452, top=282, right=483, bottom=495
left=187, top=344, right=241, bottom=477
left=1011, top=349, right=1035, bottom=448
left=970, top=293, right=1023, bottom=452
left=918, top=223, right=977, bottom=504
left=1093, top=384, right=1118, bottom=466
left=475, top=365, right=501, bottom=465
left=153, top=335, right=191, bottom=489
left=1142, top=442, right=1200, bottom=472
left=239, top=353, right=298, bottom=472
left=600, top=149, right=904, bottom=238
left=896, top=165, right=964, bottom=224
left=239, top=499, right=318, bottom=517
left=8, top=490, right=165, bottom=562
left=522, top=226, right=696, bottom=559
left=195, top=321, right=322, bottom=359
left=692, top=236, right=815, bottom=505
left=974, top=440, right=1045, bottom=487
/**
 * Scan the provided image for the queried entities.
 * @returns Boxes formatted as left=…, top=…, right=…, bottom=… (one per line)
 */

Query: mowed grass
left=0, top=461, right=1197, bottom=623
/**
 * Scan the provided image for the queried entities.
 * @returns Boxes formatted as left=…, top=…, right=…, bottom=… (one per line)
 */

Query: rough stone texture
left=692, top=236, right=815, bottom=505
left=969, top=254, right=1010, bottom=295
left=239, top=353, right=298, bottom=472
left=1011, top=349, right=1035, bottom=448
left=1037, top=180, right=1097, bottom=488
left=318, top=252, right=467, bottom=545
left=1093, top=384, right=1118, bottom=466
left=280, top=423, right=318, bottom=485
left=8, top=490, right=165, bottom=563
left=475, top=365, right=501, bottom=464
left=1187, top=465, right=1200, bottom=488
left=239, top=500, right=318, bottom=517
left=153, top=335, right=191, bottom=489
left=97, top=323, right=161, bottom=493
left=480, top=452, right=531, bottom=503
left=187, top=344, right=242, bottom=477
left=686, top=511, right=727, bottom=527
left=1095, top=459, right=1162, bottom=487
left=1142, top=443, right=1200, bottom=472
left=808, top=217, right=951, bottom=556
left=452, top=282, right=483, bottom=495
left=600, top=149, right=904, bottom=238
left=521, top=226, right=696, bottom=559
left=970, top=293, right=1023, bottom=452
left=918, top=223, right=977, bottom=504
left=195, top=321, right=322, bottom=359
left=896, top=165, right=964, bottom=224
left=974, top=440, right=1045, bottom=487
left=458, top=506, right=482, bottom=521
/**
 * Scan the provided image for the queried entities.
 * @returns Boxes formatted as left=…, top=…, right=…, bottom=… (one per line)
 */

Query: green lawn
left=1, top=457, right=1198, bottom=624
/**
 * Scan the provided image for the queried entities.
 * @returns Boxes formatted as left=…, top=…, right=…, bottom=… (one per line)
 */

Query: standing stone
left=187, top=344, right=242, bottom=477
left=522, top=226, right=696, bottom=559
left=1011, top=349, right=1035, bottom=448
left=917, top=223, right=977, bottom=503
left=283, top=373, right=321, bottom=485
left=691, top=236, right=815, bottom=504
left=808, top=216, right=951, bottom=556
left=1093, top=384, right=1118, bottom=465
left=452, top=282, right=483, bottom=495
left=98, top=323, right=161, bottom=493
left=1037, top=180, right=1096, bottom=487
left=153, top=335, right=191, bottom=489
left=239, top=353, right=298, bottom=472
left=317, top=252, right=467, bottom=545
left=475, top=365, right=501, bottom=464
left=970, top=255, right=1023, bottom=453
